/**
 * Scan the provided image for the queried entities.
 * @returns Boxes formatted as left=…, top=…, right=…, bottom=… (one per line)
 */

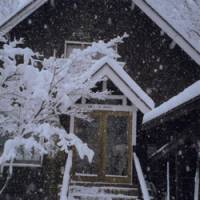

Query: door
left=73, top=111, right=132, bottom=184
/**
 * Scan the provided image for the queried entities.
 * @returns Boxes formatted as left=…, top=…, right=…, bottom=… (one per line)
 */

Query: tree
left=0, top=34, right=127, bottom=200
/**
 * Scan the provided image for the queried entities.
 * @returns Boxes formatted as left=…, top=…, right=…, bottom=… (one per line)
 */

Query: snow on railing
left=133, top=153, right=150, bottom=200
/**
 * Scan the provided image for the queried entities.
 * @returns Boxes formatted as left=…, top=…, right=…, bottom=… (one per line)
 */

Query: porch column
left=166, top=161, right=170, bottom=200
left=132, top=107, right=137, bottom=149
left=175, top=148, right=179, bottom=200
left=194, top=141, right=200, bottom=200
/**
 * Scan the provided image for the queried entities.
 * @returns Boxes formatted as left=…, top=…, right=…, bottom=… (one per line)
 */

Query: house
left=1, top=0, right=200, bottom=104
left=142, top=81, right=200, bottom=200
left=0, top=0, right=200, bottom=199
left=0, top=45, right=155, bottom=199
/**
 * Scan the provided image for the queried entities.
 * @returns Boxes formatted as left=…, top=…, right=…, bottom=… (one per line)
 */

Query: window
left=64, top=40, right=118, bottom=59
left=73, top=111, right=132, bottom=184
left=64, top=41, right=91, bottom=58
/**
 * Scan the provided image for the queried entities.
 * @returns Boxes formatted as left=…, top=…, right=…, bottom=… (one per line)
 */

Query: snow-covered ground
left=143, top=80, right=200, bottom=123
left=144, top=0, right=200, bottom=53
left=0, top=0, right=32, bottom=26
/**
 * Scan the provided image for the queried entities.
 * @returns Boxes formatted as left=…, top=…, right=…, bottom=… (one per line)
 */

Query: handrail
left=133, top=152, right=151, bottom=200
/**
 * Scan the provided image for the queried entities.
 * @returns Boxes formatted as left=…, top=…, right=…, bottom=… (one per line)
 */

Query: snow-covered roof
left=143, top=80, right=200, bottom=123
left=0, top=0, right=47, bottom=35
left=89, top=57, right=155, bottom=113
left=0, top=0, right=32, bottom=27
left=133, top=0, right=200, bottom=65
left=1, top=0, right=200, bottom=65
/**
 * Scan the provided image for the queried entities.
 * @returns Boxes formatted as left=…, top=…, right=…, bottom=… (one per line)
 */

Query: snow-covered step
left=69, top=183, right=139, bottom=200
left=69, top=185, right=139, bottom=196
left=70, top=193, right=139, bottom=200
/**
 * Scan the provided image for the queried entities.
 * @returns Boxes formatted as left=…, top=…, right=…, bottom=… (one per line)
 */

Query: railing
left=133, top=152, right=151, bottom=200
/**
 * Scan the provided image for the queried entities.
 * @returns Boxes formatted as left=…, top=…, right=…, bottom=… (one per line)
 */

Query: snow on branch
left=0, top=137, right=46, bottom=165
left=0, top=34, right=127, bottom=165
left=0, top=33, right=128, bottom=200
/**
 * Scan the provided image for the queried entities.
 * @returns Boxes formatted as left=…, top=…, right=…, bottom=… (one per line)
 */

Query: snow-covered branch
left=0, top=34, right=127, bottom=199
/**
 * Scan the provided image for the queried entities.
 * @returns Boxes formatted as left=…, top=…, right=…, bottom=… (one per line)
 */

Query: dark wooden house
left=142, top=81, right=200, bottom=200
left=0, top=0, right=200, bottom=199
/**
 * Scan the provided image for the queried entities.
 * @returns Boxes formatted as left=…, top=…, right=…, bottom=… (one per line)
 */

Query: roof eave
left=90, top=58, right=154, bottom=113
left=0, top=0, right=48, bottom=36
left=142, top=94, right=200, bottom=130
left=132, top=0, right=200, bottom=66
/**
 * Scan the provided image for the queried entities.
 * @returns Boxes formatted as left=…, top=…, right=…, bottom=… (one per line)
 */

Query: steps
left=68, top=182, right=140, bottom=200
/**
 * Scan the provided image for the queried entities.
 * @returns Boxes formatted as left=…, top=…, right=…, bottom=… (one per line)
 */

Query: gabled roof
left=88, top=57, right=155, bottom=113
left=143, top=80, right=200, bottom=123
left=0, top=0, right=200, bottom=65
left=0, top=0, right=47, bottom=35
left=132, top=0, right=200, bottom=65
left=56, top=57, right=154, bottom=113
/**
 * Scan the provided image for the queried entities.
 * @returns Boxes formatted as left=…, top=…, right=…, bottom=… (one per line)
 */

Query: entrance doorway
left=73, top=111, right=132, bottom=184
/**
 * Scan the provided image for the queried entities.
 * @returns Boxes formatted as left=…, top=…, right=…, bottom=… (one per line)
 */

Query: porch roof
left=88, top=57, right=155, bottom=113
left=143, top=80, right=200, bottom=128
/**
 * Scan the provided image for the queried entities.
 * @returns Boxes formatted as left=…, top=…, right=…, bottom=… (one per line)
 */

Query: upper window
left=64, top=40, right=118, bottom=59
left=64, top=41, right=91, bottom=58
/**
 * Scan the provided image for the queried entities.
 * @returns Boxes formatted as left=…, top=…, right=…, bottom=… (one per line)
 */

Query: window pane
left=74, top=116, right=100, bottom=175
left=106, top=115, right=128, bottom=176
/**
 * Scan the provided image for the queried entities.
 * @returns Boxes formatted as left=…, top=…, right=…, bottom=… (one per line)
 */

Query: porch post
left=194, top=159, right=199, bottom=200
left=132, top=107, right=137, bottom=147
left=166, top=161, right=170, bottom=200
left=60, top=150, right=73, bottom=200
left=175, top=149, right=179, bottom=200
left=194, top=141, right=200, bottom=200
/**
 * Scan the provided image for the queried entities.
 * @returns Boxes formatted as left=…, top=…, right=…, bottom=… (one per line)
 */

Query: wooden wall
left=10, top=0, right=200, bottom=105
left=143, top=106, right=200, bottom=200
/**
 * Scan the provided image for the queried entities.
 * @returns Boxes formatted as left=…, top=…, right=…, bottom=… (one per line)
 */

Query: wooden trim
left=92, top=64, right=151, bottom=113
left=101, top=112, right=107, bottom=180
left=64, top=40, right=92, bottom=58
left=76, top=103, right=134, bottom=112
left=70, top=116, right=75, bottom=133
left=65, top=40, right=92, bottom=45
left=72, top=111, right=133, bottom=184
left=132, top=109, right=137, bottom=146
left=52, top=59, right=152, bottom=115
left=2, top=161, right=42, bottom=168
